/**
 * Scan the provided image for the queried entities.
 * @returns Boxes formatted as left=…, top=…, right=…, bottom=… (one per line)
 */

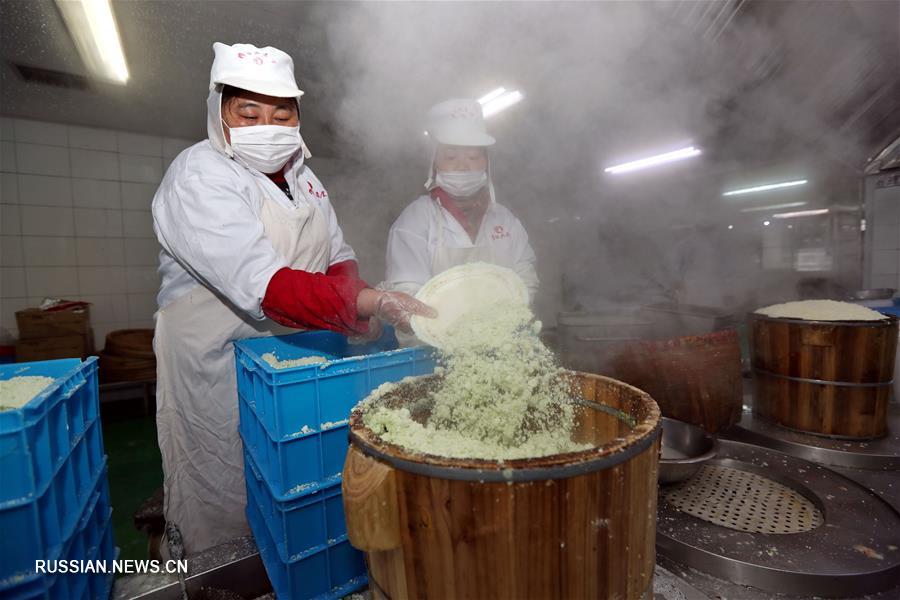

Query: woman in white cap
left=152, top=42, right=433, bottom=555
left=384, top=99, right=538, bottom=341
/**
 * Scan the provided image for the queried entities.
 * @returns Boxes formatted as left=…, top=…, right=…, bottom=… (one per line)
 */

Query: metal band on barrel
left=753, top=367, right=894, bottom=388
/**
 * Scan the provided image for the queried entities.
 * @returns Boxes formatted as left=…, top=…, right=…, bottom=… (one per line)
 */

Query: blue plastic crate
left=0, top=463, right=113, bottom=600
left=244, top=447, right=349, bottom=564
left=234, top=331, right=435, bottom=499
left=235, top=330, right=434, bottom=440
left=0, top=429, right=107, bottom=592
left=239, top=395, right=345, bottom=500
left=0, top=358, right=100, bottom=506
left=246, top=477, right=366, bottom=600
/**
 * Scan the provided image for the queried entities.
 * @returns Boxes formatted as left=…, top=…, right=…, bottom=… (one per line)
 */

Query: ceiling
left=1, top=0, right=898, bottom=178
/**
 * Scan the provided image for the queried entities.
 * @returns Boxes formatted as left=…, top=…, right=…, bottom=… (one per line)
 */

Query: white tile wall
left=72, top=178, right=120, bottom=209
left=14, top=120, right=68, bottom=146
left=0, top=172, right=17, bottom=202
left=124, top=238, right=161, bottom=266
left=70, top=149, right=119, bottom=181
left=127, top=293, right=159, bottom=322
left=1, top=141, right=16, bottom=172
left=0, top=116, right=193, bottom=344
left=68, top=126, right=117, bottom=152
left=18, top=174, right=72, bottom=207
left=16, top=143, right=70, bottom=177
left=79, top=266, right=127, bottom=295
left=0, top=297, right=30, bottom=335
left=22, top=236, right=77, bottom=266
left=76, top=238, right=125, bottom=266
left=126, top=266, right=161, bottom=294
left=74, top=208, right=122, bottom=237
left=22, top=206, right=75, bottom=236
left=122, top=210, right=155, bottom=238
left=120, top=182, right=156, bottom=211
left=0, top=117, right=15, bottom=141
left=1, top=236, right=23, bottom=266
left=118, top=132, right=162, bottom=157
left=82, top=294, right=130, bottom=324
left=1, top=267, right=27, bottom=297
left=120, top=154, right=163, bottom=183
left=25, top=267, right=80, bottom=297
left=1, top=205, right=20, bottom=235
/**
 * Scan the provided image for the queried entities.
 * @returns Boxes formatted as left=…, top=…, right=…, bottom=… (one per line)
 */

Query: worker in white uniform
left=152, top=42, right=434, bottom=556
left=384, top=98, right=538, bottom=345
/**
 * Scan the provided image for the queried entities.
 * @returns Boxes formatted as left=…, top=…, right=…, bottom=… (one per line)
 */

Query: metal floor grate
left=663, top=464, right=824, bottom=534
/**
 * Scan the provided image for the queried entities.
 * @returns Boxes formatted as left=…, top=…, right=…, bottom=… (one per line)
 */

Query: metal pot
left=846, top=288, right=896, bottom=301
left=659, top=417, right=718, bottom=485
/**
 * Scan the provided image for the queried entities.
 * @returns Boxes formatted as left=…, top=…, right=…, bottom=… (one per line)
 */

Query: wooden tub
left=609, top=329, right=743, bottom=434
left=343, top=372, right=661, bottom=600
left=750, top=313, right=898, bottom=438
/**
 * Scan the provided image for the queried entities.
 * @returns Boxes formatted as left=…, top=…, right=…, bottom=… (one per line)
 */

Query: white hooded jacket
left=385, top=193, right=539, bottom=298
left=152, top=88, right=355, bottom=317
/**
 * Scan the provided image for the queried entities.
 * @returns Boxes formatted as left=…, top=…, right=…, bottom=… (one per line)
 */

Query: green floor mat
left=102, top=415, right=163, bottom=563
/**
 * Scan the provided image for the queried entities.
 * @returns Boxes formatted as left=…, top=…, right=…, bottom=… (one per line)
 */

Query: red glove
left=324, top=259, right=360, bottom=280
left=262, top=261, right=370, bottom=335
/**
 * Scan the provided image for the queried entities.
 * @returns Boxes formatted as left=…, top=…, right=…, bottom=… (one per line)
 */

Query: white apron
left=155, top=180, right=331, bottom=555
left=396, top=204, right=496, bottom=348
left=431, top=205, right=496, bottom=274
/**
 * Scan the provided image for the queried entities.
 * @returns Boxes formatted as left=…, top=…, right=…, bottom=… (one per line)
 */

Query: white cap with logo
left=425, top=99, right=496, bottom=147
left=209, top=42, right=304, bottom=99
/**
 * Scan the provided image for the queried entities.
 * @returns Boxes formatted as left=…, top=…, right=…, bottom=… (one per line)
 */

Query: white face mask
left=225, top=123, right=303, bottom=173
left=435, top=169, right=488, bottom=198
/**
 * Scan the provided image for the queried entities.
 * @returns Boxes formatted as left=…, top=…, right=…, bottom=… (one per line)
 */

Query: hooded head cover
left=424, top=98, right=496, bottom=201
left=206, top=42, right=310, bottom=160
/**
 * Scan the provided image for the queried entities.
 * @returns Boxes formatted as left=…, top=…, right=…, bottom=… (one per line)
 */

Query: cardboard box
left=15, top=334, right=92, bottom=362
left=16, top=304, right=92, bottom=340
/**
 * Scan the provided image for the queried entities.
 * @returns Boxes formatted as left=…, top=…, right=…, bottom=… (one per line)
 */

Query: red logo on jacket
left=491, top=225, right=510, bottom=241
left=307, top=181, right=328, bottom=199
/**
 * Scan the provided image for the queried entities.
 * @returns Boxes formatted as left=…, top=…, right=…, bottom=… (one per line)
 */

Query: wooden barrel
left=343, top=372, right=661, bottom=600
left=100, top=328, right=156, bottom=383
left=608, top=329, right=743, bottom=433
left=105, top=329, right=155, bottom=359
left=750, top=314, right=898, bottom=439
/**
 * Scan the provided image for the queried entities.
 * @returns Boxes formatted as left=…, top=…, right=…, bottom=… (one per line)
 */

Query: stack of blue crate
left=0, top=358, right=115, bottom=600
left=234, top=330, right=434, bottom=599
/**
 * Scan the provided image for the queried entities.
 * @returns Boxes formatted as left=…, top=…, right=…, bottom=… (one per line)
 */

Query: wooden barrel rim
left=349, top=372, right=661, bottom=482
left=748, top=312, right=898, bottom=329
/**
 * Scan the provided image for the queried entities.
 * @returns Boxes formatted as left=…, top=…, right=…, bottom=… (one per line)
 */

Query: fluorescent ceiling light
left=773, top=208, right=829, bottom=219
left=478, top=87, right=506, bottom=105
left=56, top=0, right=129, bottom=83
left=722, top=179, right=807, bottom=197
left=481, top=90, right=523, bottom=118
left=763, top=220, right=771, bottom=226
left=604, top=146, right=701, bottom=174
left=739, top=202, right=807, bottom=213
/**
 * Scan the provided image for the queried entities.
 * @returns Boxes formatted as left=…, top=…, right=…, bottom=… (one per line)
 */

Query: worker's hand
left=374, top=291, right=437, bottom=334
left=348, top=316, right=384, bottom=345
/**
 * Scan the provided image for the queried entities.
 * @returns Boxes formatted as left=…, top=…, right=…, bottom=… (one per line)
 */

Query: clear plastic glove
left=348, top=316, right=384, bottom=345
left=374, top=291, right=437, bottom=334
